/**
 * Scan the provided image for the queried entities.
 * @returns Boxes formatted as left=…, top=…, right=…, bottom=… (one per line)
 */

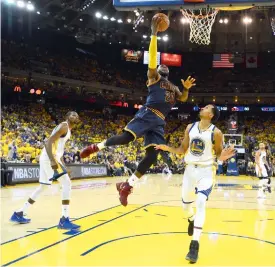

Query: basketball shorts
left=182, top=164, right=216, bottom=203
left=124, top=106, right=166, bottom=148
left=39, top=159, right=68, bottom=185
left=256, top=165, right=268, bottom=178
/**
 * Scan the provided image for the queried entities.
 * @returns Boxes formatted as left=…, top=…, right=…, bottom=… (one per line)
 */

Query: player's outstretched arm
left=176, top=76, right=196, bottom=102
left=155, top=124, right=192, bottom=154
left=147, top=17, right=161, bottom=84
left=214, top=128, right=236, bottom=161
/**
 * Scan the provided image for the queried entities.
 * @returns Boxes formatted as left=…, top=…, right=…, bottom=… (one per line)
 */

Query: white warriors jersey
left=40, top=121, right=71, bottom=161
left=256, top=151, right=267, bottom=168
left=184, top=121, right=216, bottom=166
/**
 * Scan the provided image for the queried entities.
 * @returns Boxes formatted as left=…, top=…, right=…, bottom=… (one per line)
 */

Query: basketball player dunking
left=156, top=104, right=235, bottom=263
left=80, top=16, right=196, bottom=206
left=255, top=142, right=272, bottom=197
left=11, top=112, right=81, bottom=230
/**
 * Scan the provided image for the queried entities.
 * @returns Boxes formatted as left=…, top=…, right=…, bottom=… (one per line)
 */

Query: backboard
left=113, top=0, right=273, bottom=10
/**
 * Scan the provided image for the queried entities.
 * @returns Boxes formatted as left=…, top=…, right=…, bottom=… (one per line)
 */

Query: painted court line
left=2, top=203, right=153, bottom=266
left=1, top=204, right=120, bottom=245
left=81, top=231, right=275, bottom=256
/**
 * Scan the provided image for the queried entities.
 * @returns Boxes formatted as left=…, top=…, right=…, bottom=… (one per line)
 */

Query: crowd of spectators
left=1, top=103, right=275, bottom=177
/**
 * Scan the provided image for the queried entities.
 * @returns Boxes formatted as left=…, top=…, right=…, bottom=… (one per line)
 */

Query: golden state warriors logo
left=190, top=137, right=205, bottom=156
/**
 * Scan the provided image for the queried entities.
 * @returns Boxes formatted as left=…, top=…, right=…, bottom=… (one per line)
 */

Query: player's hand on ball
left=219, top=145, right=236, bottom=161
left=181, top=76, right=196, bottom=90
left=151, top=17, right=161, bottom=35
left=155, top=144, right=170, bottom=152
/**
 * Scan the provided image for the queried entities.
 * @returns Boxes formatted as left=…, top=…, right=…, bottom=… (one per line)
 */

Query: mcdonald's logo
left=14, top=86, right=21, bottom=92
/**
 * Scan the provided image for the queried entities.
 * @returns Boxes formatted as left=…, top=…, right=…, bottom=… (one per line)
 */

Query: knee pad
left=136, top=146, right=159, bottom=175
left=61, top=175, right=71, bottom=200
left=146, top=146, right=158, bottom=162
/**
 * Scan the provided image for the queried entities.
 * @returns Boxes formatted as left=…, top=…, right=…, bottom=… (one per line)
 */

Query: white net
left=181, top=7, right=219, bottom=45
left=271, top=18, right=275, bottom=35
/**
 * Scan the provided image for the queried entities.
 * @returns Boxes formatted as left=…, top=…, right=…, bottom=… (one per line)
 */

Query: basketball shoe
left=116, top=181, right=133, bottom=206
left=58, top=217, right=80, bottom=230
left=188, top=218, right=194, bottom=236
left=10, top=212, right=31, bottom=224
left=186, top=240, right=199, bottom=263
left=80, top=144, right=99, bottom=158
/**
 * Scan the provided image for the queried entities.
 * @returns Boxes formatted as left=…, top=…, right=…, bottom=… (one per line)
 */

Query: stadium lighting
left=95, top=12, right=102, bottom=18
left=243, top=17, right=252, bottom=24
left=219, top=19, right=223, bottom=23
left=127, top=19, right=131, bottom=23
left=79, top=18, right=83, bottom=21
left=181, top=17, right=189, bottom=24
left=103, top=15, right=108, bottom=20
left=163, top=35, right=168, bottom=41
left=143, top=35, right=147, bottom=39
left=117, top=19, right=123, bottom=23
left=110, top=17, right=116, bottom=21
left=6, top=0, right=15, bottom=4
left=224, top=18, right=229, bottom=24
left=26, top=3, right=34, bottom=11
left=17, top=1, right=25, bottom=8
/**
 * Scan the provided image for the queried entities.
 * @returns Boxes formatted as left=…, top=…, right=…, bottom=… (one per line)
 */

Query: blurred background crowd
left=1, top=103, right=275, bottom=177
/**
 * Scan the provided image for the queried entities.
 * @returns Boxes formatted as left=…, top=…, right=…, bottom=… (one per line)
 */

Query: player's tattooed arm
left=214, top=128, right=235, bottom=161
left=177, top=76, right=196, bottom=102
left=45, top=122, right=68, bottom=170
left=155, top=124, right=192, bottom=154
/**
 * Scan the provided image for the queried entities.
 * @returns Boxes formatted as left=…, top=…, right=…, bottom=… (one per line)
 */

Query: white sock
left=193, top=227, right=203, bottom=241
left=192, top=193, right=207, bottom=241
left=18, top=201, right=31, bottom=213
left=128, top=174, right=139, bottom=187
left=97, top=140, right=106, bottom=150
left=62, top=205, right=69, bottom=218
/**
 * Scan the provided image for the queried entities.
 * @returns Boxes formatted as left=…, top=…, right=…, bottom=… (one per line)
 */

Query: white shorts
left=182, top=164, right=216, bottom=203
left=256, top=165, right=268, bottom=178
left=39, top=159, right=65, bottom=185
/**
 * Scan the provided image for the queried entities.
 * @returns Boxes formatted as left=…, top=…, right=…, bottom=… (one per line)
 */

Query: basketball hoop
left=180, top=7, right=218, bottom=45
left=180, top=5, right=253, bottom=46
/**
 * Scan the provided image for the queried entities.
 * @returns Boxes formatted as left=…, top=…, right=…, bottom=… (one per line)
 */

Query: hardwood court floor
left=1, top=174, right=275, bottom=266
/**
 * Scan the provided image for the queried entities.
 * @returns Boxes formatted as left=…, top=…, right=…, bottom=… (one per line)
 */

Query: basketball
left=152, top=13, right=170, bottom=32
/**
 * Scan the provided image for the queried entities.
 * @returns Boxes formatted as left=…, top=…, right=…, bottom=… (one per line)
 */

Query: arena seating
left=1, top=103, right=274, bottom=176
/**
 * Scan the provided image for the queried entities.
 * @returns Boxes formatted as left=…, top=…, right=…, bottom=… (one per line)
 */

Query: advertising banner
left=6, top=163, right=107, bottom=184
left=161, top=53, right=182, bottom=67
left=143, top=51, right=161, bottom=65
left=121, top=49, right=143, bottom=62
